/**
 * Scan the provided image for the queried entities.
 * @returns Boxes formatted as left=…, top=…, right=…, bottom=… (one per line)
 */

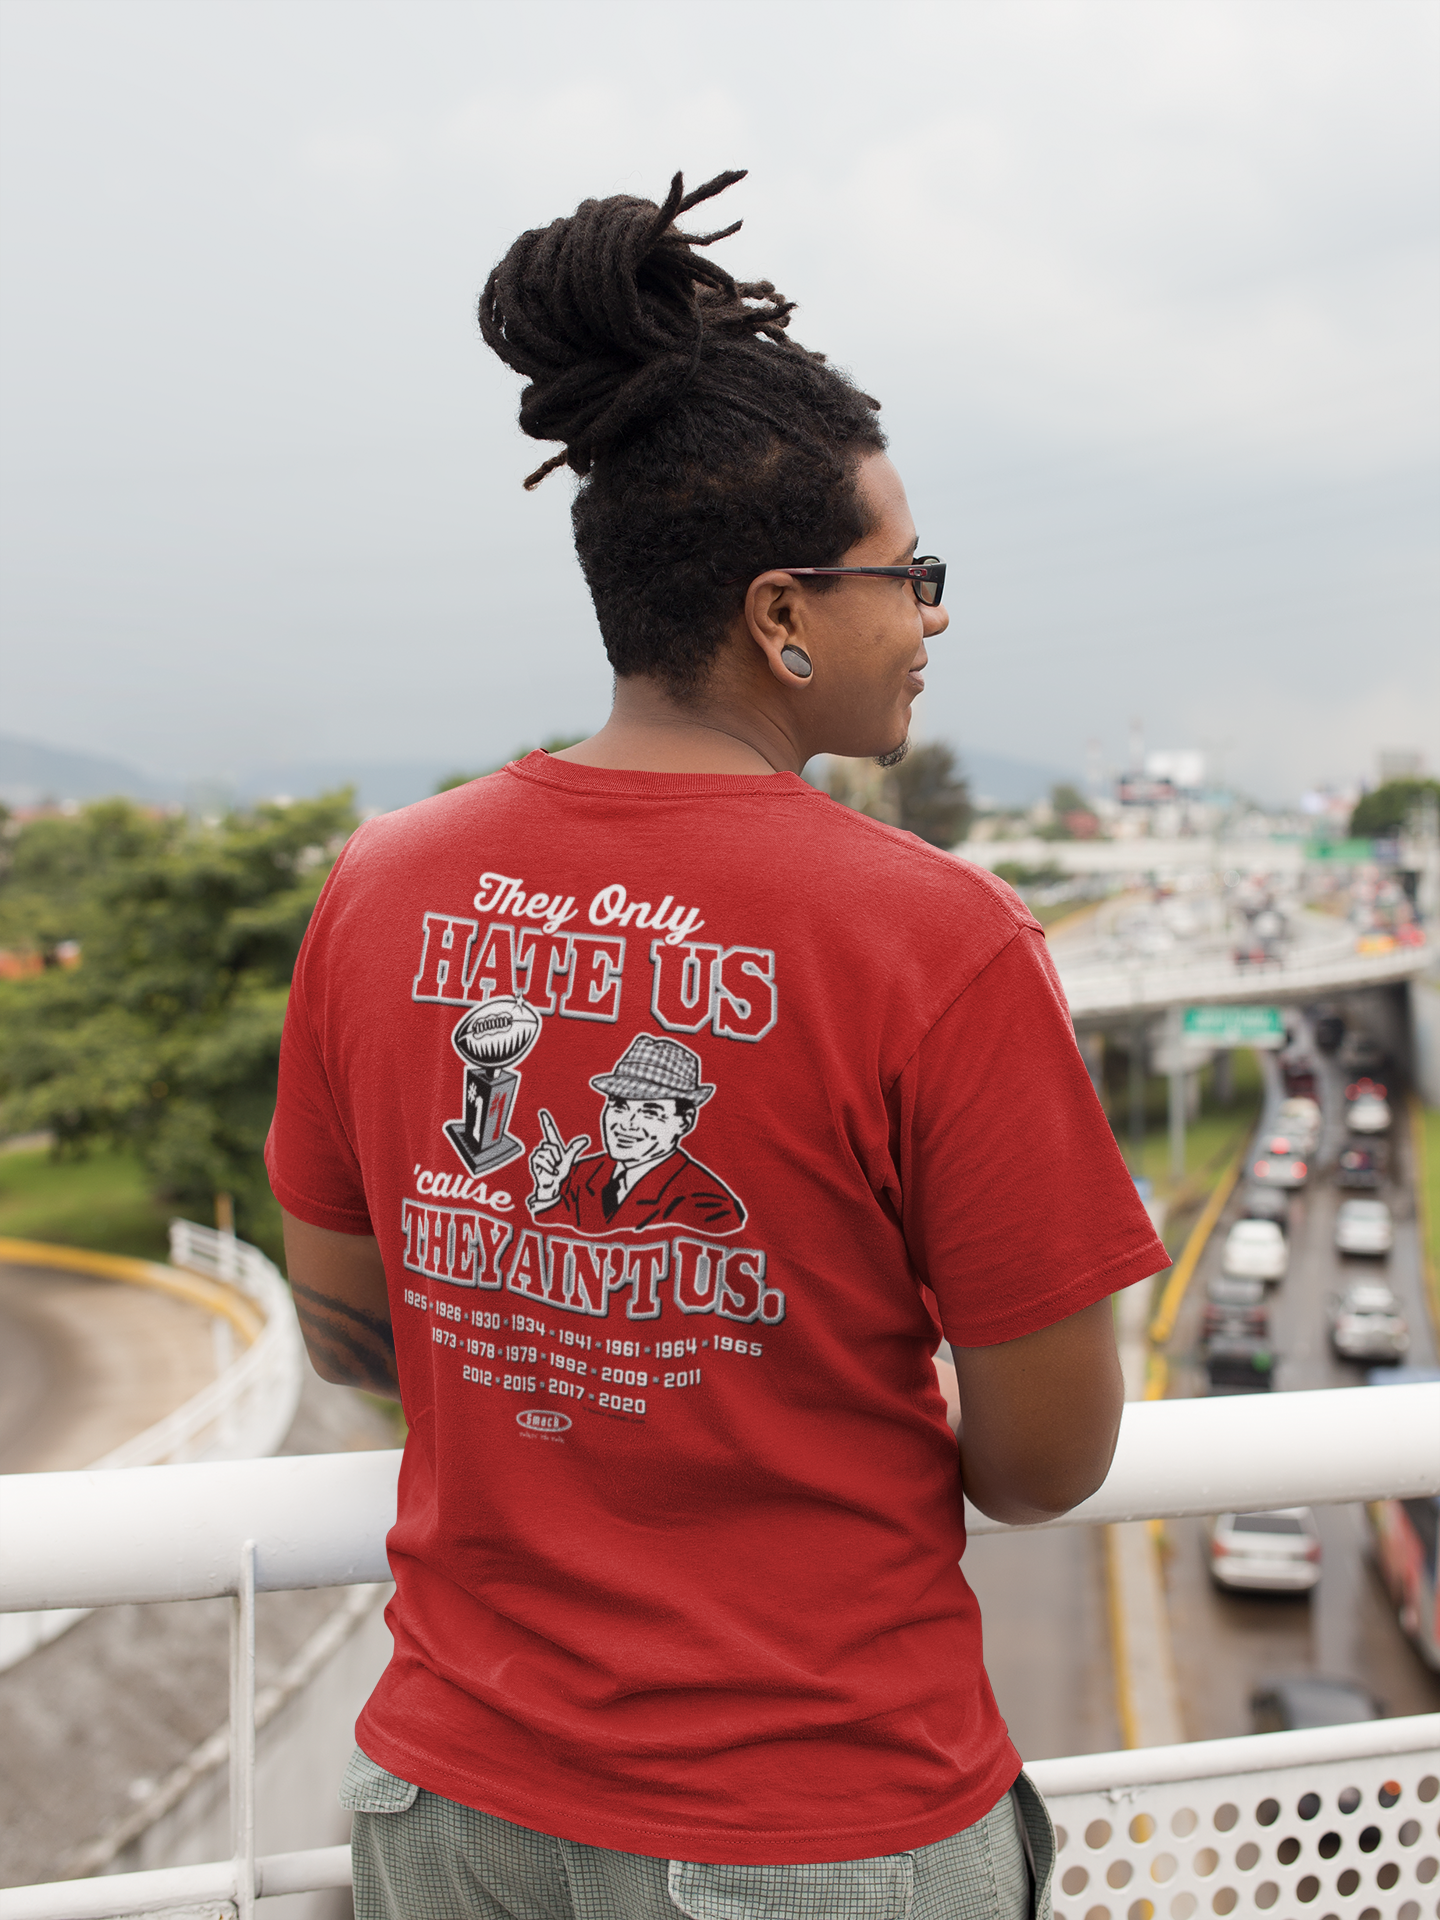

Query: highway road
left=968, top=987, right=1440, bottom=1763
left=1162, top=1011, right=1440, bottom=1739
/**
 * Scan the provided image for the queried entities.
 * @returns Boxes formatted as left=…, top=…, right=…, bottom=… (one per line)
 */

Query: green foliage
left=434, top=736, right=588, bottom=793
left=1349, top=778, right=1440, bottom=840
left=0, top=793, right=357, bottom=1241
left=892, top=742, right=972, bottom=847
left=0, top=1142, right=172, bottom=1262
left=991, top=860, right=1068, bottom=889
left=1051, top=782, right=1089, bottom=818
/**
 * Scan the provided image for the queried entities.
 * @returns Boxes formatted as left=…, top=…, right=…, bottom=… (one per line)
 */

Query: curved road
left=0, top=1259, right=219, bottom=1472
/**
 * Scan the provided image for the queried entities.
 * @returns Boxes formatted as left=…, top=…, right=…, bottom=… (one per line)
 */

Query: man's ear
left=744, top=572, right=814, bottom=689
left=678, top=1108, right=698, bottom=1137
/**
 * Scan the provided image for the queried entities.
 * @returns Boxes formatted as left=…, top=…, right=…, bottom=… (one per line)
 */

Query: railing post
left=229, top=1538, right=257, bottom=1920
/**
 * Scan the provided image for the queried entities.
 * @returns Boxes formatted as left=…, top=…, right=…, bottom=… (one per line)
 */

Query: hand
left=529, top=1108, right=590, bottom=1209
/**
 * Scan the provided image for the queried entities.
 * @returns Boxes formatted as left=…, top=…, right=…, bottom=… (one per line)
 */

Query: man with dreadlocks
left=268, top=169, right=1166, bottom=1920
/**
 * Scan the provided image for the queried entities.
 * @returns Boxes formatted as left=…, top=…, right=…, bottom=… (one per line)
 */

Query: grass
left=1106, top=1049, right=1265, bottom=1257
left=0, top=1143, right=288, bottom=1269
left=0, top=1143, right=173, bottom=1261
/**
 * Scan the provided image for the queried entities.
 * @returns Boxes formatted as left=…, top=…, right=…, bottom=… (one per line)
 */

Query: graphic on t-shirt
left=528, top=1033, right=746, bottom=1236
left=445, top=995, right=541, bottom=1175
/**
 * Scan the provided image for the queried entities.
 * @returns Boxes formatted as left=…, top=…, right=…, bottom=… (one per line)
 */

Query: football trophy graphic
left=444, top=995, right=542, bottom=1175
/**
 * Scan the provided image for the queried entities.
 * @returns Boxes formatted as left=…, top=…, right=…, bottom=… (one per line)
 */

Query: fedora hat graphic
left=590, top=1035, right=715, bottom=1106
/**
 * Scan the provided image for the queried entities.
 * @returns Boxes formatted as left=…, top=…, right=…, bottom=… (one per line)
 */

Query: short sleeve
left=894, top=927, right=1168, bottom=1346
left=264, top=871, right=373, bottom=1236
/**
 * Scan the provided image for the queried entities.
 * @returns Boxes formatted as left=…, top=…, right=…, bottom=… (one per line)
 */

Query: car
left=1234, top=939, right=1275, bottom=969
left=1335, top=1147, right=1383, bottom=1191
left=1282, top=1062, right=1318, bottom=1099
left=1277, top=1097, right=1322, bottom=1152
left=1237, top=1185, right=1289, bottom=1231
left=1328, top=1278, right=1409, bottom=1363
left=1220, top=1218, right=1288, bottom=1282
left=1314, top=1012, right=1345, bottom=1052
left=1208, top=1508, right=1320, bottom=1590
left=1250, top=1136, right=1308, bottom=1189
left=1205, top=1335, right=1275, bottom=1395
left=1339, top=1032, right=1386, bottom=1074
left=1333, top=1199, right=1394, bottom=1257
left=1203, top=1298, right=1270, bottom=1341
left=1250, top=1676, right=1381, bottom=1733
left=1346, top=1093, right=1391, bottom=1135
left=1207, top=1272, right=1267, bottom=1309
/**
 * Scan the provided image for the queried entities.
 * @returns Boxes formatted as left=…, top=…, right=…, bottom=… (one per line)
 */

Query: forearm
left=289, top=1274, right=401, bottom=1399
left=281, top=1211, right=401, bottom=1402
left=950, top=1296, right=1124, bottom=1526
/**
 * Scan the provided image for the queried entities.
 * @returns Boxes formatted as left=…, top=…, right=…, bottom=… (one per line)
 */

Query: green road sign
left=1306, top=838, right=1375, bottom=863
left=1182, top=1005, right=1285, bottom=1048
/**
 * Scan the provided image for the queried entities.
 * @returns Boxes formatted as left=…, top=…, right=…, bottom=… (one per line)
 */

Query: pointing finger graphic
left=538, top=1108, right=564, bottom=1150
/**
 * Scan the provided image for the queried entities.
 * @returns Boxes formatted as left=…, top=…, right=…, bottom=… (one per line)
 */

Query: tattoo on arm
left=289, top=1277, right=399, bottom=1396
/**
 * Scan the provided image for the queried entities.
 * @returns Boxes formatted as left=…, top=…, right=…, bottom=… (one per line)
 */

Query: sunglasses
left=779, top=557, right=946, bottom=607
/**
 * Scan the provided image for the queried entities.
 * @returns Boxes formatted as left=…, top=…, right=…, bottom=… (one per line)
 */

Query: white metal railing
left=0, top=1224, right=303, bottom=1672
left=1, top=1384, right=1436, bottom=1918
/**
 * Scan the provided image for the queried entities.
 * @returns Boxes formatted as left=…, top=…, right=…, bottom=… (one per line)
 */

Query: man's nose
left=924, top=601, right=949, bottom=637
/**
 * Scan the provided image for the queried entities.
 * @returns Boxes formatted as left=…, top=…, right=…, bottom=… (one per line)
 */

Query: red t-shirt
left=266, top=753, right=1166, bottom=1864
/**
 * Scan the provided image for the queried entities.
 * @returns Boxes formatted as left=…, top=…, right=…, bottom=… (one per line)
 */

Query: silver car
left=1328, top=1278, right=1409, bottom=1363
left=1208, top=1508, right=1321, bottom=1592
left=1333, top=1199, right=1394, bottom=1257
left=1220, top=1218, right=1288, bottom=1282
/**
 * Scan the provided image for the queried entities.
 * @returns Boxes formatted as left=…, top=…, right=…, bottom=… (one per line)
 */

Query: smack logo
left=516, top=1409, right=571, bottom=1434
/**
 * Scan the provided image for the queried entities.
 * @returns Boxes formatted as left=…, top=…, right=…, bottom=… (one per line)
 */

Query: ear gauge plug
left=780, top=646, right=813, bottom=680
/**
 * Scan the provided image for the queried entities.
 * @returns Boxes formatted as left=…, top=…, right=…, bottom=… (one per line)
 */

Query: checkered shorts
left=343, top=1748, right=1055, bottom=1920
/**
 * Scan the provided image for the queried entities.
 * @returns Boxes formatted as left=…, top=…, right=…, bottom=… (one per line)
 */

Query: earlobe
left=780, top=646, right=813, bottom=680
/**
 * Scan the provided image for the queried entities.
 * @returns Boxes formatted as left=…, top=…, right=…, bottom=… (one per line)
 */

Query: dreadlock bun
left=479, top=169, right=887, bottom=691
left=480, top=169, right=835, bottom=489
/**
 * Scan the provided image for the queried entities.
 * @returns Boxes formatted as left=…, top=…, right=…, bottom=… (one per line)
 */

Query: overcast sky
left=2, top=0, right=1436, bottom=802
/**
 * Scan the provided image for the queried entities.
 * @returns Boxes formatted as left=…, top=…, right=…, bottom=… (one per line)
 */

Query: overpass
left=1053, top=931, right=1432, bottom=1026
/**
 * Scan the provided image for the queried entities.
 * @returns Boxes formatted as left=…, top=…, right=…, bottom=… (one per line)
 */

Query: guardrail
left=1058, top=935, right=1431, bottom=1023
left=1, top=1384, right=1436, bottom=1918
left=0, top=1223, right=302, bottom=1672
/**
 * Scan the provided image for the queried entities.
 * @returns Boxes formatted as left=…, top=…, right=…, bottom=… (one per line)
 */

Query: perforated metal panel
left=1044, top=1744, right=1438, bottom=1920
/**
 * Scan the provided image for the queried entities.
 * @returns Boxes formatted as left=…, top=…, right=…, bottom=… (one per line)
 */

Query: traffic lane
left=1162, top=1037, right=1440, bottom=1734
left=1164, top=1508, right=1440, bottom=1742
left=0, top=1261, right=219, bottom=1472
left=963, top=1523, right=1121, bottom=1761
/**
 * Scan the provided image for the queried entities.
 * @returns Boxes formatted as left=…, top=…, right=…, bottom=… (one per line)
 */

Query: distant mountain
left=0, top=734, right=178, bottom=808
left=959, top=748, right=1080, bottom=809
left=2, top=733, right=1078, bottom=818
left=237, top=761, right=451, bottom=814
left=0, top=736, right=449, bottom=815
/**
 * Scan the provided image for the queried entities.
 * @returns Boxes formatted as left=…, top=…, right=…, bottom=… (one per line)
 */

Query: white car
left=1208, top=1509, right=1321, bottom=1592
left=1333, top=1200, right=1394, bottom=1257
left=1220, top=1218, right=1288, bottom=1282
left=1346, top=1096, right=1391, bottom=1135
left=1277, top=1097, right=1322, bottom=1151
left=1328, top=1279, right=1409, bottom=1363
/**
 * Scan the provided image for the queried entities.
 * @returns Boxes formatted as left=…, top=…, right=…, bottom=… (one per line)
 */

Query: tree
left=1350, top=778, right=1440, bottom=840
left=827, top=743, right=972, bottom=847
left=891, top=744, right=972, bottom=847
left=0, top=793, right=356, bottom=1241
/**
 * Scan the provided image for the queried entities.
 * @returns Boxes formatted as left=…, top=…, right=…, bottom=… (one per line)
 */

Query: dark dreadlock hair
left=479, top=169, right=886, bottom=694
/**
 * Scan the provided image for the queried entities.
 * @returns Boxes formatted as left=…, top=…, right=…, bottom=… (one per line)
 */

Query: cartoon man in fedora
left=527, top=1033, right=745, bottom=1235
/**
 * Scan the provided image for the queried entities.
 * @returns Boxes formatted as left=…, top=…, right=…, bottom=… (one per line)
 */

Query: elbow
left=962, top=1421, right=1122, bottom=1527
